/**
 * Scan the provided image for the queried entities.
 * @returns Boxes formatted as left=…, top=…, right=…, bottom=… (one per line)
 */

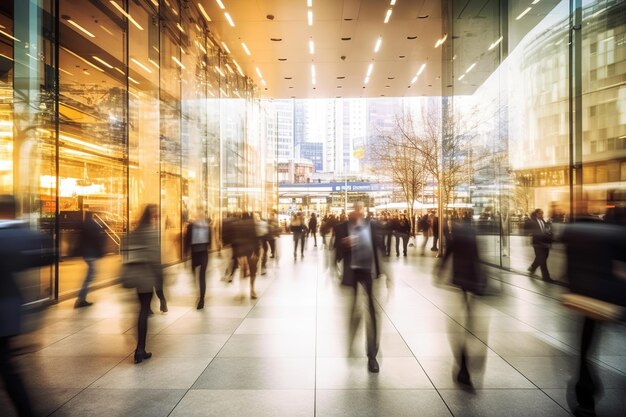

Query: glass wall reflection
left=445, top=0, right=626, bottom=277
left=2, top=0, right=277, bottom=303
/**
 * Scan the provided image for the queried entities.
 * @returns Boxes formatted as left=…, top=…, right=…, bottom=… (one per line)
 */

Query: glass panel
left=57, top=0, right=127, bottom=297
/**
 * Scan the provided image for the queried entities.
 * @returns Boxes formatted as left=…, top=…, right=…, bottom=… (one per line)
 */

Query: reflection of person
left=526, top=208, right=553, bottom=282
left=439, top=214, right=486, bottom=387
left=185, top=212, right=211, bottom=310
left=129, top=204, right=162, bottom=364
left=1, top=195, right=53, bottom=415
left=561, top=212, right=626, bottom=417
left=233, top=212, right=259, bottom=299
left=308, top=213, right=318, bottom=247
left=335, top=202, right=384, bottom=373
left=75, top=211, right=106, bottom=308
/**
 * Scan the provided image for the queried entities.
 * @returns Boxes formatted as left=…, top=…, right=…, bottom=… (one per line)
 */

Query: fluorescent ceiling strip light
left=114, top=66, right=125, bottom=75
left=66, top=19, right=95, bottom=38
left=366, top=63, right=373, bottom=77
left=225, top=63, right=234, bottom=73
left=170, top=6, right=178, bottom=16
left=435, top=33, right=448, bottom=48
left=150, top=0, right=158, bottom=6
left=384, top=9, right=392, bottom=23
left=148, top=59, right=159, bottom=69
left=176, top=23, right=185, bottom=33
left=241, top=42, right=251, bottom=55
left=59, top=67, right=73, bottom=76
left=417, top=63, right=426, bottom=76
left=261, top=79, right=266, bottom=86
left=99, top=24, right=114, bottom=36
left=255, top=67, right=263, bottom=78
left=465, top=62, right=476, bottom=73
left=458, top=74, right=465, bottom=80
left=198, top=3, right=211, bottom=21
left=232, top=59, right=244, bottom=76
left=309, top=39, right=315, bottom=54
left=0, top=30, right=19, bottom=41
left=131, top=57, right=153, bottom=73
left=488, top=36, right=503, bottom=50
left=172, top=56, right=185, bottom=69
left=220, top=88, right=226, bottom=96
left=591, top=7, right=607, bottom=18
left=59, top=134, right=109, bottom=152
left=61, top=46, right=104, bottom=72
left=311, top=64, right=316, bottom=78
left=374, top=37, right=382, bottom=53
left=411, top=75, right=418, bottom=84
left=128, top=76, right=140, bottom=85
left=195, top=40, right=207, bottom=54
left=531, top=0, right=541, bottom=4
left=516, top=7, right=531, bottom=20
left=215, top=66, right=225, bottom=77
left=92, top=56, right=113, bottom=68
left=224, top=12, right=235, bottom=27
left=109, top=1, right=144, bottom=30
left=364, top=76, right=370, bottom=84
left=308, top=10, right=313, bottom=26
left=0, top=53, right=13, bottom=61
left=222, top=42, right=231, bottom=53
left=216, top=0, right=225, bottom=9
left=307, top=0, right=312, bottom=6
left=390, top=0, right=397, bottom=4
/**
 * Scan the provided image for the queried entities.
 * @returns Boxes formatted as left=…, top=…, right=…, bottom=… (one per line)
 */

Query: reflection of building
left=278, top=160, right=314, bottom=184
left=296, top=142, right=323, bottom=172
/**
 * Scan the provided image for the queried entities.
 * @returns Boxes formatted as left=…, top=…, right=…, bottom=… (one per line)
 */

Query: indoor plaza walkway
left=2, top=237, right=625, bottom=417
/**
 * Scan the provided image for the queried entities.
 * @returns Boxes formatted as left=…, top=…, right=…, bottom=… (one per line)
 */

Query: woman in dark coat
left=128, top=204, right=163, bottom=363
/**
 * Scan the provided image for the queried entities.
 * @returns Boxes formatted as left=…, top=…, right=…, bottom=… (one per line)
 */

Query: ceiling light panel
left=109, top=1, right=144, bottom=31
left=384, top=9, right=392, bottom=23
left=216, top=0, right=225, bottom=10
left=241, top=42, right=251, bottom=55
left=374, top=37, right=382, bottom=53
left=198, top=3, right=211, bottom=22
left=224, top=12, right=235, bottom=27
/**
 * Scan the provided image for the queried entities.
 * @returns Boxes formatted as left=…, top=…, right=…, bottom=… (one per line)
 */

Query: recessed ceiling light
left=289, top=86, right=293, bottom=88
left=270, top=38, right=282, bottom=41
left=337, top=76, right=345, bottom=79
left=344, top=18, right=353, bottom=21
left=284, top=77, right=292, bottom=79
left=278, top=58, right=287, bottom=61
left=418, top=15, right=429, bottom=19
left=387, top=77, right=395, bottom=79
left=407, top=36, right=417, bottom=40
left=341, top=37, right=351, bottom=41
left=337, top=86, right=342, bottom=88
left=399, top=55, right=406, bottom=58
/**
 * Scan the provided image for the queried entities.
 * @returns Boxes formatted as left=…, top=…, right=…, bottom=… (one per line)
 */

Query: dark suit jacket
left=527, top=218, right=552, bottom=247
left=441, top=221, right=484, bottom=294
left=334, top=220, right=381, bottom=287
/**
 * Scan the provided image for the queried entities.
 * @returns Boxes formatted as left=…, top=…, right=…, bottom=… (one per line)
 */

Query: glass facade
left=0, top=0, right=277, bottom=304
left=443, top=0, right=626, bottom=274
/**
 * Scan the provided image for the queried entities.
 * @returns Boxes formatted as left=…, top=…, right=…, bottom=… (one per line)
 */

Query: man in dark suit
left=185, top=211, right=211, bottom=309
left=527, top=208, right=553, bottom=282
left=334, top=202, right=388, bottom=373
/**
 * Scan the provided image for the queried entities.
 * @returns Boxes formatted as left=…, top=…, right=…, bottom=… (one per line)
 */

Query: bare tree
left=367, top=113, right=426, bottom=235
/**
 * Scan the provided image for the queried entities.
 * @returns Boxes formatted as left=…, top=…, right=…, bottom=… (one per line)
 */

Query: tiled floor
left=2, top=236, right=625, bottom=417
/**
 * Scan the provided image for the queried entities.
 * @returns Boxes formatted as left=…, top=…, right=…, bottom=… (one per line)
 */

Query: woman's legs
left=136, top=292, right=153, bottom=354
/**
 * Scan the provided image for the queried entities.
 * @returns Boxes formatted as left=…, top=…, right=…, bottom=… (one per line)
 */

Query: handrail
left=93, top=213, right=121, bottom=246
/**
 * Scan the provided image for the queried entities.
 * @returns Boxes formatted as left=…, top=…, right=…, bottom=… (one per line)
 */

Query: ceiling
left=199, top=0, right=444, bottom=99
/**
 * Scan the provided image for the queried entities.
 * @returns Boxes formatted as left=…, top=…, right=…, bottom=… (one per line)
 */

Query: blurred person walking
left=0, top=195, right=53, bottom=416
left=420, top=213, right=430, bottom=255
left=267, top=210, right=280, bottom=258
left=185, top=211, right=211, bottom=310
left=255, top=213, right=270, bottom=276
left=526, top=208, right=553, bottom=282
left=290, top=212, right=306, bottom=260
left=438, top=213, right=487, bottom=387
left=561, top=209, right=626, bottom=417
left=395, top=213, right=411, bottom=257
left=431, top=213, right=440, bottom=252
left=124, top=204, right=163, bottom=363
left=75, top=211, right=106, bottom=308
left=232, top=212, right=260, bottom=299
left=335, top=202, right=387, bottom=373
left=308, top=213, right=318, bottom=248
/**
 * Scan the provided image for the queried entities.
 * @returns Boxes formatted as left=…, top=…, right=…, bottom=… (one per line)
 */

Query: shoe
left=403, top=252, right=407, bottom=257
left=261, top=267, right=267, bottom=276
left=270, top=254, right=275, bottom=259
left=160, top=302, right=168, bottom=313
left=367, top=357, right=380, bottom=373
left=301, top=253, right=304, bottom=259
left=456, top=367, right=472, bottom=386
left=148, top=308, right=154, bottom=315
left=250, top=289, right=257, bottom=299
left=527, top=267, right=536, bottom=276
left=573, top=405, right=597, bottom=417
left=542, top=277, right=554, bottom=283
left=431, top=247, right=438, bottom=252
left=134, top=350, right=152, bottom=364
left=197, top=300, right=204, bottom=310
left=74, top=299, right=93, bottom=309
